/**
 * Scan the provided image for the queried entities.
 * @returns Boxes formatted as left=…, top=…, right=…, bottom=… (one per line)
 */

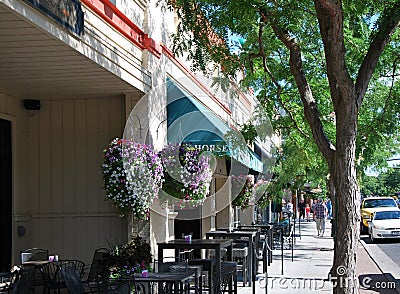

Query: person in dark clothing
left=298, top=199, right=306, bottom=220
left=314, top=198, right=327, bottom=236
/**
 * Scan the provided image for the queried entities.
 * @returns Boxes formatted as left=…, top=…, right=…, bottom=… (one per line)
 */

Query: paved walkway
left=236, top=220, right=399, bottom=294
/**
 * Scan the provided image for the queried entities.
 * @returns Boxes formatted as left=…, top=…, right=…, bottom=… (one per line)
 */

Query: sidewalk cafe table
left=157, top=239, right=233, bottom=294
left=115, top=272, right=194, bottom=294
left=21, top=260, right=51, bottom=290
left=206, top=230, right=258, bottom=292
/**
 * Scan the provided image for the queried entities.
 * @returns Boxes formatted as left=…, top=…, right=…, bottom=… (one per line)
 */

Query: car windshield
left=374, top=211, right=400, bottom=220
left=363, top=199, right=397, bottom=208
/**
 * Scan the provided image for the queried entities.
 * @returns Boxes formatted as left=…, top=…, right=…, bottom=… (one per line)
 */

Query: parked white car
left=368, top=209, right=400, bottom=242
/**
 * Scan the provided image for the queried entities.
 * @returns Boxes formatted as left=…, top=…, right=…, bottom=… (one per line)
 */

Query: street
left=359, top=233, right=400, bottom=293
left=361, top=235, right=400, bottom=265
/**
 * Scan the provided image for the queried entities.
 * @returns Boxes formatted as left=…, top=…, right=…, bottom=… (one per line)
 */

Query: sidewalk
left=236, top=220, right=399, bottom=294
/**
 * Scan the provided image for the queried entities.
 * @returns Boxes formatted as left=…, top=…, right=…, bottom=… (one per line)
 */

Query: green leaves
left=167, top=0, right=400, bottom=188
left=361, top=168, right=400, bottom=197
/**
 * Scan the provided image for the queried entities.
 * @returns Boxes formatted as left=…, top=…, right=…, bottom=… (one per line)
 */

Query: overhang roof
left=0, top=1, right=149, bottom=100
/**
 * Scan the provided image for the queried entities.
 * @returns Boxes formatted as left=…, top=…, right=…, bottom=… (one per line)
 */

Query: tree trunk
left=330, top=105, right=360, bottom=294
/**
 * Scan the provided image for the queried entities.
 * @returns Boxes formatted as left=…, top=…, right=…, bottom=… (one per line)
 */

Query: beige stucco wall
left=0, top=92, right=132, bottom=265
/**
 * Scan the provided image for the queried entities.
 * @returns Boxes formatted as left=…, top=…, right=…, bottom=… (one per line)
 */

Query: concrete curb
left=359, top=238, right=400, bottom=294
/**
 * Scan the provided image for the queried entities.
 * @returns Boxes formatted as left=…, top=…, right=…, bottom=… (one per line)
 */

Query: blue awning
left=167, top=79, right=229, bottom=144
left=166, top=78, right=264, bottom=173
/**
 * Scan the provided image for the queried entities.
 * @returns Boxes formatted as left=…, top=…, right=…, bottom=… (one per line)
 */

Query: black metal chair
left=157, top=257, right=204, bottom=294
left=282, top=223, right=294, bottom=249
left=108, top=278, right=148, bottom=294
left=59, top=263, right=89, bottom=294
left=42, top=260, right=85, bottom=293
left=60, top=262, right=136, bottom=294
left=216, top=262, right=237, bottom=294
left=41, top=262, right=61, bottom=293
left=188, top=258, right=215, bottom=294
left=11, top=266, right=36, bottom=294
left=232, top=243, right=248, bottom=286
left=253, top=236, right=268, bottom=276
left=273, top=223, right=293, bottom=250
left=82, top=248, right=111, bottom=292
left=169, top=261, right=202, bottom=294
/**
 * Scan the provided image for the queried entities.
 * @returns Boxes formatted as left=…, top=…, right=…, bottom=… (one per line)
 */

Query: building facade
left=0, top=0, right=270, bottom=271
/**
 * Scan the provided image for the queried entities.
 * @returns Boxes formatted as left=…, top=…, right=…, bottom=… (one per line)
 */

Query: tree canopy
left=361, top=167, right=400, bottom=197
left=167, top=0, right=399, bottom=180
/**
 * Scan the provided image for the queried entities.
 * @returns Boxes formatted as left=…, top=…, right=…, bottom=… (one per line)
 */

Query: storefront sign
left=23, top=0, right=84, bottom=35
left=193, top=144, right=228, bottom=154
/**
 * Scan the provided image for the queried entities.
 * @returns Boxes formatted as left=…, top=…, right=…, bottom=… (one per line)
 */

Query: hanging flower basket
left=159, top=143, right=213, bottom=208
left=231, top=175, right=254, bottom=210
left=102, top=138, right=163, bottom=219
left=254, top=179, right=270, bottom=208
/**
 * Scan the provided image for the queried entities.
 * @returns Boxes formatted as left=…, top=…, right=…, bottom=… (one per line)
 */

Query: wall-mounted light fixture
left=17, top=225, right=26, bottom=237
left=23, top=99, right=41, bottom=111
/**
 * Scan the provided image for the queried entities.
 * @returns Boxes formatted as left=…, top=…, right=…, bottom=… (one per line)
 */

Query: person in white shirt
left=286, top=200, right=294, bottom=215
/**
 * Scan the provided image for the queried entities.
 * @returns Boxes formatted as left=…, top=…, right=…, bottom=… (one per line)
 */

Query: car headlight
left=373, top=225, right=385, bottom=229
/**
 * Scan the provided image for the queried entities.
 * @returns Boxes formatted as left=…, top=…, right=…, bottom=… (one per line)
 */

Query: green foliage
left=231, top=175, right=254, bottom=210
left=240, top=122, right=258, bottom=146
left=361, top=168, right=400, bottom=197
left=255, top=180, right=270, bottom=208
left=108, top=235, right=152, bottom=277
left=166, top=0, right=400, bottom=192
left=265, top=133, right=329, bottom=200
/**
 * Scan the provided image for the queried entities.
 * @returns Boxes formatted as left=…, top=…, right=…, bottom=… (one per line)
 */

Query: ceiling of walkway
left=0, top=3, right=142, bottom=100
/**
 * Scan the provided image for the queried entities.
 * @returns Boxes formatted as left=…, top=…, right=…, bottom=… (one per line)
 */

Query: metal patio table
left=114, top=272, right=194, bottom=294
left=157, top=239, right=233, bottom=294
left=206, top=230, right=258, bottom=292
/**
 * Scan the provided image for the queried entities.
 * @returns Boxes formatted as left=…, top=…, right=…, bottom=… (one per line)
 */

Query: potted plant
left=107, top=235, right=153, bottom=278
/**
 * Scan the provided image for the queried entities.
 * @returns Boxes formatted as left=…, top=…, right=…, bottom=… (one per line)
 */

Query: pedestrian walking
left=305, top=204, right=311, bottom=222
left=280, top=200, right=290, bottom=227
left=311, top=199, right=317, bottom=221
left=314, top=198, right=327, bottom=236
left=298, top=199, right=306, bottom=221
left=326, top=198, right=332, bottom=219
left=286, top=199, right=294, bottom=216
